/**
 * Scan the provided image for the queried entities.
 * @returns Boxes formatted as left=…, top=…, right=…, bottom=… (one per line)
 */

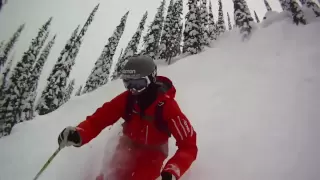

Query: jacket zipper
left=145, top=125, right=148, bottom=144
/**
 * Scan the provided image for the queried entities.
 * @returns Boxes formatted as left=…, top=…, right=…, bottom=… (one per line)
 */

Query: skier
left=58, top=55, right=198, bottom=180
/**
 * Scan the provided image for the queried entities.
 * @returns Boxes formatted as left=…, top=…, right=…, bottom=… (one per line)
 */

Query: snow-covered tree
left=241, top=0, right=254, bottom=22
left=158, top=0, right=175, bottom=60
left=35, top=25, right=79, bottom=113
left=141, top=0, right=166, bottom=59
left=82, top=11, right=129, bottom=94
left=0, top=24, right=25, bottom=67
left=110, top=48, right=125, bottom=80
left=279, top=0, right=289, bottom=10
left=123, top=11, right=148, bottom=59
left=0, top=52, right=14, bottom=91
left=289, top=0, right=307, bottom=25
left=227, top=12, right=232, bottom=30
left=20, top=35, right=56, bottom=121
left=254, top=10, right=260, bottom=23
left=158, top=0, right=184, bottom=62
left=0, top=41, right=4, bottom=51
left=183, top=0, right=202, bottom=54
left=46, top=25, right=80, bottom=83
left=75, top=85, right=82, bottom=96
left=165, top=0, right=184, bottom=63
left=217, top=0, right=226, bottom=36
left=36, top=25, right=79, bottom=114
left=208, top=1, right=217, bottom=40
left=65, top=4, right=100, bottom=75
left=173, top=22, right=183, bottom=59
left=0, top=18, right=52, bottom=136
left=199, top=0, right=210, bottom=47
left=113, top=11, right=148, bottom=78
left=62, top=79, right=75, bottom=104
left=234, top=0, right=253, bottom=40
left=304, top=0, right=320, bottom=17
left=171, top=0, right=184, bottom=59
left=37, top=4, right=99, bottom=115
left=264, top=0, right=273, bottom=11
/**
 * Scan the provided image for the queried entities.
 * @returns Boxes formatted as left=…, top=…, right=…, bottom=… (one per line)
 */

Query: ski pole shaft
left=33, top=147, right=61, bottom=180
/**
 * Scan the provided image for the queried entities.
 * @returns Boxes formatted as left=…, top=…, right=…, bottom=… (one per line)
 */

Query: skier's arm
left=76, top=91, right=128, bottom=145
left=162, top=99, right=198, bottom=179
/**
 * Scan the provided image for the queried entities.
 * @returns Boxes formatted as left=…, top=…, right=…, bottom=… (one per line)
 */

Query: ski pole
left=33, top=147, right=61, bottom=180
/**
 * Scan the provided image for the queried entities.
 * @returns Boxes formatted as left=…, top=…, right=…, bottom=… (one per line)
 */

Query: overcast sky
left=0, top=0, right=283, bottom=87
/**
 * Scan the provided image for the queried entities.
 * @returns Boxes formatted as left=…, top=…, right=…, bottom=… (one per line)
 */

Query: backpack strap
left=124, top=91, right=171, bottom=137
left=155, top=101, right=171, bottom=137
left=124, top=93, right=135, bottom=122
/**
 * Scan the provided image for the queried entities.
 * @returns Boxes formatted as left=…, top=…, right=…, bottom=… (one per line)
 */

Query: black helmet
left=120, top=55, right=157, bottom=94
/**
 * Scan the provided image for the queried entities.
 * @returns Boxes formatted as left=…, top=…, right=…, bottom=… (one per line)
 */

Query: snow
left=1, top=9, right=320, bottom=180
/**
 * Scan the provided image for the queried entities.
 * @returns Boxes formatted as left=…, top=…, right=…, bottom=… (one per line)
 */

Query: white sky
left=0, top=0, right=283, bottom=88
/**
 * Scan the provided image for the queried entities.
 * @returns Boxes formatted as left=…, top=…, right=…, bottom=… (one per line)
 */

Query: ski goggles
left=123, top=76, right=151, bottom=93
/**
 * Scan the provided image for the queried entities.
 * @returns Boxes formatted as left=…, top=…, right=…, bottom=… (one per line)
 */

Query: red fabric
left=77, top=76, right=198, bottom=179
left=102, top=136, right=167, bottom=180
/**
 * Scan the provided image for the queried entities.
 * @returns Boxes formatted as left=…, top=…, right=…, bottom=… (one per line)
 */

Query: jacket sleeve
left=76, top=91, right=128, bottom=146
left=162, top=99, right=198, bottom=179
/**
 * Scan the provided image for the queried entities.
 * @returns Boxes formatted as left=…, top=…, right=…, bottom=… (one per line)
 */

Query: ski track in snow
left=1, top=13, right=320, bottom=180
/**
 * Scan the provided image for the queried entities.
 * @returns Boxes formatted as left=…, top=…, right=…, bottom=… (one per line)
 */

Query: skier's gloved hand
left=161, top=172, right=176, bottom=180
left=58, top=126, right=81, bottom=148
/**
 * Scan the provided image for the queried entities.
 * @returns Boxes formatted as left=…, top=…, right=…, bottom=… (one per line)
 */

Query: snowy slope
left=1, top=16, right=320, bottom=180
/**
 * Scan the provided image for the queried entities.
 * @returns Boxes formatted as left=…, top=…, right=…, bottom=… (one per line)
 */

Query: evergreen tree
left=305, top=0, right=320, bottom=17
left=122, top=12, right=148, bottom=60
left=65, top=4, right=100, bottom=75
left=36, top=26, right=79, bottom=114
left=279, top=0, right=290, bottom=11
left=171, top=0, right=184, bottom=59
left=0, top=24, right=25, bottom=67
left=0, top=41, right=4, bottom=51
left=37, top=4, right=99, bottom=115
left=0, top=18, right=52, bottom=136
left=241, top=0, right=254, bottom=22
left=227, top=12, right=233, bottom=30
left=45, top=25, right=80, bottom=84
left=166, top=0, right=184, bottom=63
left=112, top=11, right=148, bottom=79
left=183, top=0, right=202, bottom=54
left=75, top=85, right=82, bottom=96
left=158, top=0, right=175, bottom=60
left=159, top=0, right=184, bottom=62
left=199, top=0, right=210, bottom=47
left=0, top=52, right=14, bottom=91
left=254, top=10, right=261, bottom=23
left=82, top=11, right=129, bottom=94
left=290, top=0, right=307, bottom=25
left=62, top=79, right=75, bottom=104
left=172, top=22, right=183, bottom=59
left=217, top=0, right=226, bottom=36
left=234, top=0, right=253, bottom=40
left=20, top=35, right=56, bottom=121
left=264, top=0, right=273, bottom=11
left=110, top=48, right=124, bottom=80
left=208, top=1, right=217, bottom=40
left=141, top=0, right=166, bottom=59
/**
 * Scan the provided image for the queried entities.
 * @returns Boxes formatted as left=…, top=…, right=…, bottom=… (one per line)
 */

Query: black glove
left=58, top=126, right=81, bottom=148
left=161, top=172, right=176, bottom=180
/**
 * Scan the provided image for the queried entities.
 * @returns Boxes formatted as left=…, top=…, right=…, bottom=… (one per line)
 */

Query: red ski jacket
left=76, top=76, right=198, bottom=179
